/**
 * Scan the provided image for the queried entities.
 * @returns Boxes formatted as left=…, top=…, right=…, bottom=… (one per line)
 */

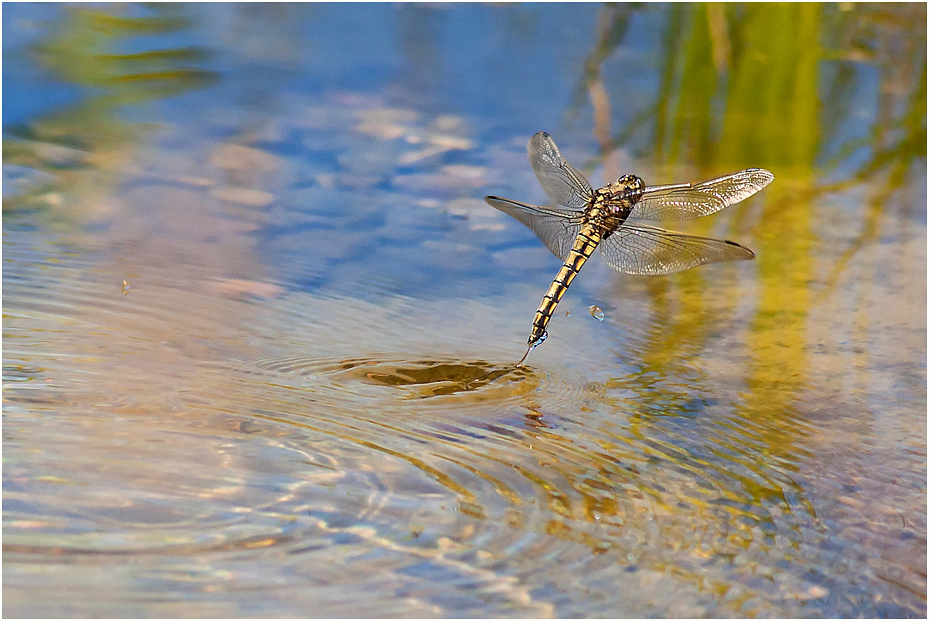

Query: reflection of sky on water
left=114, top=5, right=609, bottom=133
left=3, top=3, right=925, bottom=618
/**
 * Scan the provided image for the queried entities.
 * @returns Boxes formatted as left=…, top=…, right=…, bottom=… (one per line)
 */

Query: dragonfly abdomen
left=527, top=226, right=603, bottom=347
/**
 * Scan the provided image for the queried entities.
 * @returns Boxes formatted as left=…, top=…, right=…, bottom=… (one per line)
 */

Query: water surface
left=4, top=3, right=926, bottom=617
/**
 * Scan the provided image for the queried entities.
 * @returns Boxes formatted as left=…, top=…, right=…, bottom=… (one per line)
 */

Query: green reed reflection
left=574, top=1, right=925, bottom=404
left=581, top=3, right=926, bottom=183
left=563, top=4, right=925, bottom=560
left=3, top=5, right=216, bottom=221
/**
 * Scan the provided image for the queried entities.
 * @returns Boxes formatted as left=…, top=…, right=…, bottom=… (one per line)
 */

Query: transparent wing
left=598, top=222, right=755, bottom=275
left=485, top=195, right=582, bottom=261
left=527, top=132, right=595, bottom=209
left=629, top=168, right=774, bottom=221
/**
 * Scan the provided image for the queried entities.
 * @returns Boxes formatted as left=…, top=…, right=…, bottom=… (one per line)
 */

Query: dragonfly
left=485, top=131, right=774, bottom=366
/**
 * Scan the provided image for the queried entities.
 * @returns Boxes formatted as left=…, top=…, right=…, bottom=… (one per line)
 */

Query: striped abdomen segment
left=527, top=224, right=602, bottom=346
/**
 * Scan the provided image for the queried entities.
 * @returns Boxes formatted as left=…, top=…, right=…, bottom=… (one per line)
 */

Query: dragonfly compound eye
left=616, top=174, right=644, bottom=192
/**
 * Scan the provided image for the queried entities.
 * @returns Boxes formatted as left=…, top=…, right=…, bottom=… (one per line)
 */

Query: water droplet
left=121, top=280, right=130, bottom=294
left=565, top=311, right=570, bottom=317
left=589, top=305, right=605, bottom=321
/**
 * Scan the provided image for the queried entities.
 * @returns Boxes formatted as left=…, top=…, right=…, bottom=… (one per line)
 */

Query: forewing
left=485, top=196, right=582, bottom=261
left=527, top=132, right=594, bottom=209
left=598, top=222, right=755, bottom=275
left=629, top=168, right=774, bottom=221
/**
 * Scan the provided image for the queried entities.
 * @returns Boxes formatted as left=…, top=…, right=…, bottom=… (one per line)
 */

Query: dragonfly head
left=608, top=174, right=644, bottom=195
left=604, top=174, right=644, bottom=213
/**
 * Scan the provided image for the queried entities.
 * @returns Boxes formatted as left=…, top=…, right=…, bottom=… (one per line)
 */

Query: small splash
left=589, top=305, right=605, bottom=321
left=517, top=331, right=547, bottom=367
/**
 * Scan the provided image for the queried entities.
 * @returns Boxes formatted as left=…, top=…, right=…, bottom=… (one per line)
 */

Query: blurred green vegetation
left=3, top=4, right=216, bottom=220
left=579, top=3, right=926, bottom=186
left=578, top=2, right=925, bottom=474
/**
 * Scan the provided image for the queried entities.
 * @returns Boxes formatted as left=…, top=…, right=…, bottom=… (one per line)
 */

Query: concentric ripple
left=250, top=355, right=535, bottom=401
left=4, top=231, right=925, bottom=618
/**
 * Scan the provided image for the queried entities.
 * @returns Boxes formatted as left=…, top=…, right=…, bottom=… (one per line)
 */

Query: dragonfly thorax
left=595, top=174, right=644, bottom=217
